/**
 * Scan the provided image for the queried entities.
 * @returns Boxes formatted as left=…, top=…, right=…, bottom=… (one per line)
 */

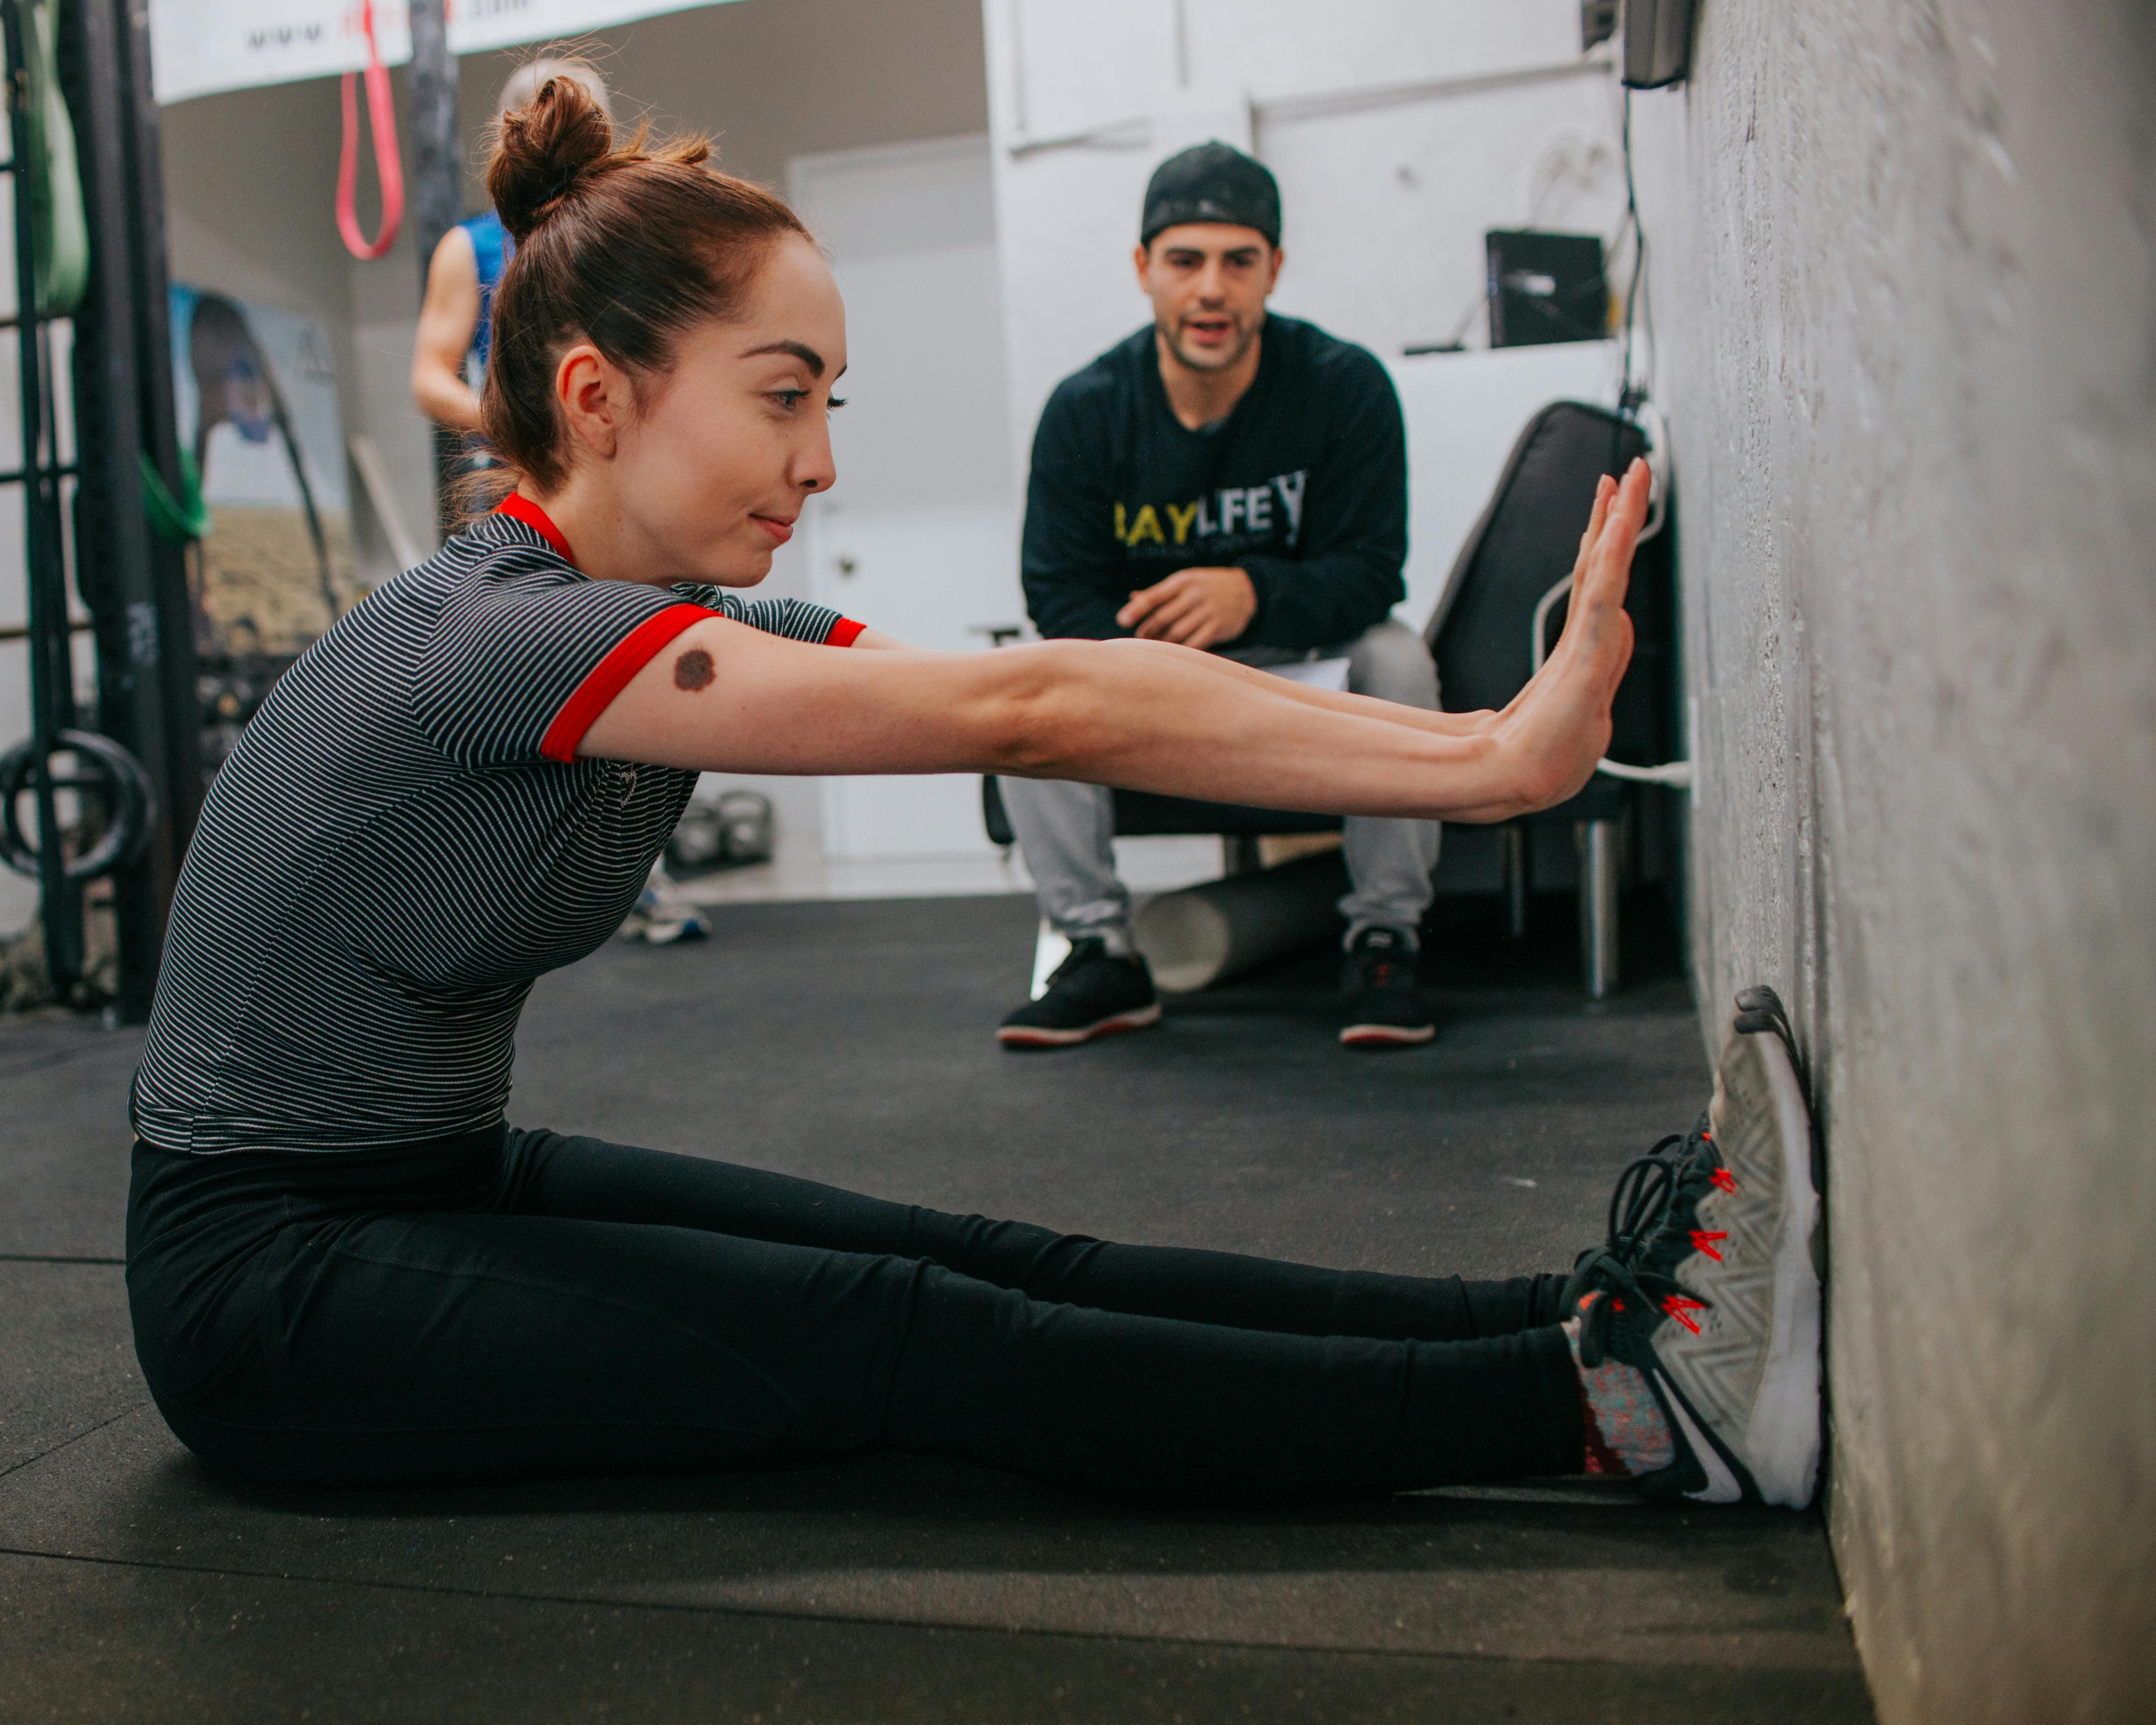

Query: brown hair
left=469, top=66, right=809, bottom=509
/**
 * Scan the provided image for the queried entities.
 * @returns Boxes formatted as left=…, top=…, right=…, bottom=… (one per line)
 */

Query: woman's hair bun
left=488, top=63, right=615, bottom=243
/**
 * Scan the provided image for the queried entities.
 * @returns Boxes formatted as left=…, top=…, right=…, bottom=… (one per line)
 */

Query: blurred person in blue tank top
left=411, top=60, right=614, bottom=437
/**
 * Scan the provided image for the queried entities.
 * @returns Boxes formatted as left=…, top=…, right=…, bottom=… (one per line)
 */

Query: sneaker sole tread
left=996, top=1003, right=1162, bottom=1048
left=1338, top=1022, right=1435, bottom=1047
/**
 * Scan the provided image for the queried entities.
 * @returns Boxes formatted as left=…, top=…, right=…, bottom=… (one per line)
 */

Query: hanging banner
left=149, top=1, right=742, bottom=106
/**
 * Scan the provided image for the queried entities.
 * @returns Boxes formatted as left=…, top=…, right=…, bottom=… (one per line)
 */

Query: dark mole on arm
left=673, top=649, right=715, bottom=692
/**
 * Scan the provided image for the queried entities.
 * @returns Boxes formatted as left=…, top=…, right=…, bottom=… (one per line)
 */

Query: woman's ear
left=555, top=342, right=623, bottom=459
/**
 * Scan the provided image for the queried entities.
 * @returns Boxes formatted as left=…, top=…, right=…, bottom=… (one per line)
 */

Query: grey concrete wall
left=1631, top=1, right=2156, bottom=1718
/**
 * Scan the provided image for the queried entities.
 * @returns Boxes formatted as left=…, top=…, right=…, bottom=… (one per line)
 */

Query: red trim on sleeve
left=826, top=617, right=867, bottom=648
left=496, top=493, right=577, bottom=566
left=539, top=603, right=713, bottom=763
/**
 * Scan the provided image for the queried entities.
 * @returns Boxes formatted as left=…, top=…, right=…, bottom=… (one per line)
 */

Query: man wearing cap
left=997, top=142, right=1440, bottom=1052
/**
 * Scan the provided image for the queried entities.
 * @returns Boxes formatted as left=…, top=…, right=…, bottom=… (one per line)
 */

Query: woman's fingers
left=1496, top=462, right=1649, bottom=742
left=1572, top=474, right=1616, bottom=580
left=1553, top=462, right=1648, bottom=652
left=1494, top=461, right=1651, bottom=806
left=1538, top=470, right=1623, bottom=682
left=1572, top=462, right=1648, bottom=694
left=1581, top=460, right=1650, bottom=609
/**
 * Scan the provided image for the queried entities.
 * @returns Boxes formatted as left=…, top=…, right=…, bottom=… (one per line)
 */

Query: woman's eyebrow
left=741, top=339, right=826, bottom=377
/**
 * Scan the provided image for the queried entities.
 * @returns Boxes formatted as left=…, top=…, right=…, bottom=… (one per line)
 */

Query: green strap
left=20, top=0, right=89, bottom=317
left=140, top=449, right=211, bottom=546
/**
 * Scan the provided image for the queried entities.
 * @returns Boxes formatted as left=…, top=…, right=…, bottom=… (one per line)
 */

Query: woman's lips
left=752, top=515, right=794, bottom=546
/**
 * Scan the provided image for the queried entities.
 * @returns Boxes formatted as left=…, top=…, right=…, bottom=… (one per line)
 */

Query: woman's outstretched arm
left=579, top=462, right=1647, bottom=826
left=853, top=622, right=1501, bottom=736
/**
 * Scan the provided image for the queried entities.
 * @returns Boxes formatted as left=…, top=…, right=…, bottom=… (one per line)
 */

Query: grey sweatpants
left=1001, top=618, right=1441, bottom=952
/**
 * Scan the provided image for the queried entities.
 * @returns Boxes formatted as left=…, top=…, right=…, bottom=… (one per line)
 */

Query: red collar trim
left=495, top=493, right=577, bottom=567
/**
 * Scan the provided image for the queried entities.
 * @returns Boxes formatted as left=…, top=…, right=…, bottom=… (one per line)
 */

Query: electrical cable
left=1618, top=87, right=1646, bottom=408
left=1532, top=90, right=1688, bottom=792
left=1399, top=68, right=1690, bottom=790
left=1528, top=562, right=1690, bottom=790
left=336, top=0, right=405, bottom=261
left=1560, top=84, right=1687, bottom=787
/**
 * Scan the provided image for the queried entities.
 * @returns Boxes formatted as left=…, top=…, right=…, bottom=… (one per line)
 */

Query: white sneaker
left=1565, top=986, right=1823, bottom=1507
left=618, top=864, right=708, bottom=946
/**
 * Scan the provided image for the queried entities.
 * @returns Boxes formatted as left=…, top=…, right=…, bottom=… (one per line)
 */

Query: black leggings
left=126, top=1128, right=1584, bottom=1503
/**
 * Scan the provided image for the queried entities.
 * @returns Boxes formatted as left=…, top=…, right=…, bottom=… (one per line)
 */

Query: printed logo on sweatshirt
left=1113, top=470, right=1306, bottom=552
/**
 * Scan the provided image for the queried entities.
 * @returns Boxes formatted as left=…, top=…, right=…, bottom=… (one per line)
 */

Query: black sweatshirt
left=1020, top=314, right=1408, bottom=650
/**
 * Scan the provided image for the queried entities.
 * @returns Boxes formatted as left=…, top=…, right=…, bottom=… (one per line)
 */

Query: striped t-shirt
left=132, top=501, right=861, bottom=1155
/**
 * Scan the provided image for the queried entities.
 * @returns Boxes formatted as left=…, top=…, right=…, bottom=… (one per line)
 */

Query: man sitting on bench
left=999, top=142, right=1441, bottom=1052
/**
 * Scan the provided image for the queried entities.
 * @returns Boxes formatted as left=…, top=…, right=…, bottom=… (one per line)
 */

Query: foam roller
left=1134, top=852, right=1348, bottom=993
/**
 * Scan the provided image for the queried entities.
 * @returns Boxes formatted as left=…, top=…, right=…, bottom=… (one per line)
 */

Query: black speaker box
left=1485, top=230, right=1608, bottom=349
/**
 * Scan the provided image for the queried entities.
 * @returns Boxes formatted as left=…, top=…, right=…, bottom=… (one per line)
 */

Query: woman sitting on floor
left=126, top=69, right=1820, bottom=1509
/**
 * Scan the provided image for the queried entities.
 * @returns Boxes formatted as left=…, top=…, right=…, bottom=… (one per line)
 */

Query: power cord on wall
left=1550, top=86, right=1692, bottom=791
left=1530, top=517, right=1691, bottom=791
left=1617, top=88, right=1650, bottom=413
left=1399, top=70, right=1691, bottom=790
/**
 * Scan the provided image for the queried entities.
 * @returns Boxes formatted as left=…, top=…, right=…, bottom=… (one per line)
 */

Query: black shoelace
left=1563, top=1130, right=1712, bottom=1367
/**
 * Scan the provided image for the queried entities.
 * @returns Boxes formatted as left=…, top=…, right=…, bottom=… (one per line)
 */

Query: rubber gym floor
left=1, top=890, right=1872, bottom=1723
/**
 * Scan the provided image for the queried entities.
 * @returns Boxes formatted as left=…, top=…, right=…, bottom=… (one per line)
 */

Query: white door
left=789, top=135, right=1022, bottom=861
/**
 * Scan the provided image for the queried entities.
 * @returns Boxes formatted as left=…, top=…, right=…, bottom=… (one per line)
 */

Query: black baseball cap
left=1139, top=142, right=1281, bottom=248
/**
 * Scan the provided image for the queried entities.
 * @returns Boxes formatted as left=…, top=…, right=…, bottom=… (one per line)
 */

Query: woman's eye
left=771, top=390, right=807, bottom=411
left=827, top=396, right=848, bottom=411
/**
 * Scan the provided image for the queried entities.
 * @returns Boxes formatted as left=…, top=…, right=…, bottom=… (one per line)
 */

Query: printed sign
left=170, top=284, right=353, bottom=654
left=149, top=1, right=740, bottom=106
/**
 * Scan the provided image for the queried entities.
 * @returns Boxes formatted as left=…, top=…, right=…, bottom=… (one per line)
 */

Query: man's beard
left=1160, top=314, right=1259, bottom=374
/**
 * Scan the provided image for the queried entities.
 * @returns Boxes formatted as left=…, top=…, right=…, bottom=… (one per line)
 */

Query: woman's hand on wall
left=1474, top=461, right=1647, bottom=816
left=574, top=461, right=1647, bottom=826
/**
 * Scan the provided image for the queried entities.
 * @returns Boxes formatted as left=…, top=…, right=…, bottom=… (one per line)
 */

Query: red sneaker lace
left=1662, top=1295, right=1710, bottom=1334
left=1690, top=1229, right=1728, bottom=1261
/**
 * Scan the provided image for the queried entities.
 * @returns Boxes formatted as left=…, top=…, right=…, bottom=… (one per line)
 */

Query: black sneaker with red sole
left=1338, top=927, right=1436, bottom=1048
left=997, top=938, right=1162, bottom=1049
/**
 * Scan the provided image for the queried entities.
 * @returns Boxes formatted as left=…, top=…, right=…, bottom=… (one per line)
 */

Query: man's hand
left=1116, top=565, right=1258, bottom=649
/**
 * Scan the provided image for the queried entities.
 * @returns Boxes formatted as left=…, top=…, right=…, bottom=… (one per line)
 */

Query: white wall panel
left=1184, top=0, right=1577, bottom=99
left=1263, top=75, right=1625, bottom=364
left=794, top=137, right=1020, bottom=860
left=1002, top=0, right=1169, bottom=139
left=1388, top=341, right=1623, bottom=633
left=982, top=138, right=1164, bottom=486
left=983, top=0, right=1627, bottom=607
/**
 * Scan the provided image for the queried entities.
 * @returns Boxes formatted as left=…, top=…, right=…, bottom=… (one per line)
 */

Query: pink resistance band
left=336, top=1, right=404, bottom=262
